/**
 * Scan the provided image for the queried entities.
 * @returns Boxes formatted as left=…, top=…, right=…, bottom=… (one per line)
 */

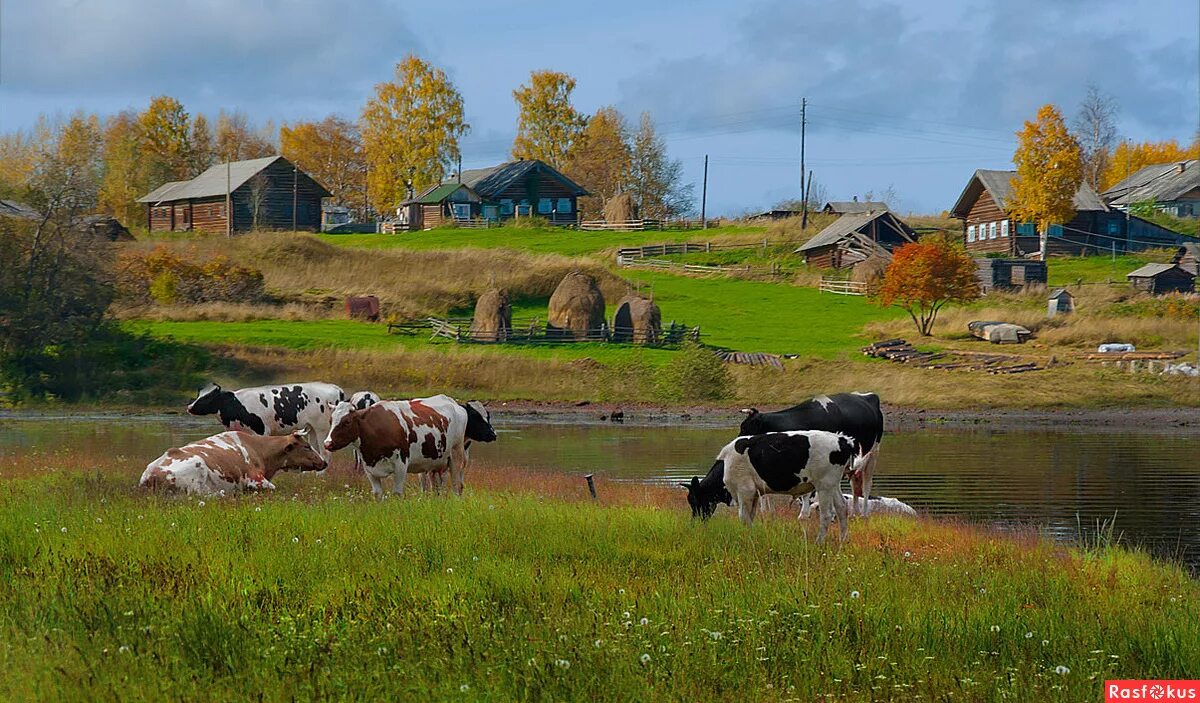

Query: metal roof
left=950, top=169, right=1108, bottom=218
left=0, top=199, right=41, bottom=220
left=823, top=201, right=889, bottom=214
left=136, top=156, right=331, bottom=204
left=1103, top=160, right=1200, bottom=206
left=401, top=182, right=483, bottom=205
left=1126, top=263, right=1192, bottom=278
left=453, top=159, right=587, bottom=198
left=796, top=210, right=910, bottom=252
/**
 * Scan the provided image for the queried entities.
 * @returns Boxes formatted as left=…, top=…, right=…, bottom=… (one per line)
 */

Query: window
left=1017, top=222, right=1035, bottom=236
left=537, top=198, right=553, bottom=214
left=483, top=205, right=499, bottom=221
left=499, top=199, right=514, bottom=215
left=452, top=203, right=471, bottom=220
left=988, top=222, right=997, bottom=239
left=1001, top=219, right=1009, bottom=237
left=556, top=198, right=573, bottom=214
left=967, top=225, right=976, bottom=242
left=1107, top=220, right=1120, bottom=235
left=1048, top=224, right=1063, bottom=237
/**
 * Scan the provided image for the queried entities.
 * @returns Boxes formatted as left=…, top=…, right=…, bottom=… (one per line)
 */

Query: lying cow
left=800, top=493, right=917, bottom=517
left=687, top=430, right=856, bottom=543
left=740, top=392, right=883, bottom=516
left=187, top=381, right=345, bottom=463
left=324, top=394, right=497, bottom=498
left=139, top=430, right=326, bottom=496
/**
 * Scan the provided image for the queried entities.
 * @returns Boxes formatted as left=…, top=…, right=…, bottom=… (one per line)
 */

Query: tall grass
left=0, top=460, right=1195, bottom=701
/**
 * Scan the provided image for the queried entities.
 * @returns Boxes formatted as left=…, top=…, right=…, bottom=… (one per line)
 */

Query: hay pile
left=469, top=288, right=512, bottom=342
left=603, top=192, right=637, bottom=223
left=612, top=294, right=661, bottom=344
left=547, top=271, right=605, bottom=339
left=852, top=252, right=891, bottom=285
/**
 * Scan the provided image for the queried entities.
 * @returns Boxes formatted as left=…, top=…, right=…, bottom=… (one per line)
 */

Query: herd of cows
left=139, top=383, right=912, bottom=543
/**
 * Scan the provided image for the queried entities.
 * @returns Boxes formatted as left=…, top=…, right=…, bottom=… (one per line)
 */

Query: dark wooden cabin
left=138, top=156, right=331, bottom=233
left=457, top=160, right=587, bottom=226
left=975, top=258, right=1048, bottom=293
left=950, top=169, right=1185, bottom=258
left=795, top=210, right=915, bottom=268
left=1126, top=263, right=1196, bottom=294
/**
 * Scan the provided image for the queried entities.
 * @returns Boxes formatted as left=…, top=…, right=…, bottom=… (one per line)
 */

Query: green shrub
left=149, top=271, right=179, bottom=305
left=655, top=342, right=731, bottom=402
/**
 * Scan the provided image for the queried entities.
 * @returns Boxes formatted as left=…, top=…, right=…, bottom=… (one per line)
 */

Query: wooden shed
left=1126, top=263, right=1196, bottom=294
left=975, top=258, right=1047, bottom=293
left=457, top=160, right=588, bottom=226
left=138, top=156, right=331, bottom=233
left=795, top=210, right=915, bottom=268
left=399, top=183, right=488, bottom=231
left=1047, top=289, right=1074, bottom=316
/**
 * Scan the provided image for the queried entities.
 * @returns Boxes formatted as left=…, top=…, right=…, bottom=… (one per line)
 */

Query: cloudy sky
left=2, top=0, right=1196, bottom=214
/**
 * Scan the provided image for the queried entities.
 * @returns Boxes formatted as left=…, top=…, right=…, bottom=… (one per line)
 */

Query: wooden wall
left=229, top=159, right=326, bottom=232
left=489, top=171, right=579, bottom=224
left=962, top=190, right=1014, bottom=255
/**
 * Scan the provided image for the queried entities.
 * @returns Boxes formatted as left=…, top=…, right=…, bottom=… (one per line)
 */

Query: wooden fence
left=390, top=316, right=701, bottom=346
left=818, top=278, right=868, bottom=296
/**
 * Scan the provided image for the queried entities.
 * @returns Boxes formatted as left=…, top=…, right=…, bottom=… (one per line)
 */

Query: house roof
left=823, top=201, right=889, bottom=214
left=950, top=169, right=1108, bottom=218
left=403, top=182, right=482, bottom=206
left=796, top=211, right=913, bottom=252
left=1103, top=160, right=1200, bottom=206
left=0, top=199, right=41, bottom=220
left=1047, top=288, right=1073, bottom=299
left=137, top=156, right=332, bottom=203
left=453, top=159, right=588, bottom=199
left=1126, top=263, right=1193, bottom=279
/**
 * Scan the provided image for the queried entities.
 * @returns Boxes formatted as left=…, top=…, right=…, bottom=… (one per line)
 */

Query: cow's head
left=277, top=430, right=327, bottom=473
left=187, top=383, right=226, bottom=416
left=684, top=462, right=732, bottom=521
left=324, top=401, right=361, bottom=452
left=462, top=401, right=497, bottom=443
left=737, top=407, right=764, bottom=436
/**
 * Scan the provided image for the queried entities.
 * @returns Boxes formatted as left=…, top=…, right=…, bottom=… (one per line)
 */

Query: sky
left=1, top=0, right=1197, bottom=215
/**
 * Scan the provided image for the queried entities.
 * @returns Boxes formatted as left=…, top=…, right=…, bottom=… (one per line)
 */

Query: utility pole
left=799, top=98, right=807, bottom=228
left=225, top=161, right=232, bottom=238
left=457, top=152, right=462, bottom=184
left=802, top=170, right=813, bottom=229
left=1124, top=139, right=1131, bottom=253
left=292, top=166, right=298, bottom=232
left=701, top=154, right=708, bottom=229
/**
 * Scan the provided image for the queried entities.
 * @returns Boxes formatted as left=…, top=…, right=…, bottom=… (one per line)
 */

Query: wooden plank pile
left=861, top=339, right=1044, bottom=374
left=716, top=351, right=784, bottom=369
left=1077, top=351, right=1185, bottom=362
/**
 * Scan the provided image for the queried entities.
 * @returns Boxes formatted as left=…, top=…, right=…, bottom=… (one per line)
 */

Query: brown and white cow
left=323, top=394, right=497, bottom=498
left=139, top=430, right=327, bottom=496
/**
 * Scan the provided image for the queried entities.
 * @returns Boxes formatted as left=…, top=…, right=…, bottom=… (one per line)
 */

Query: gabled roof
left=1103, top=160, right=1200, bottom=206
left=950, top=169, right=1108, bottom=218
left=137, top=156, right=331, bottom=203
left=1126, top=263, right=1193, bottom=279
left=796, top=210, right=914, bottom=252
left=454, top=159, right=588, bottom=199
left=403, top=182, right=482, bottom=206
left=823, top=201, right=889, bottom=214
left=0, top=199, right=41, bottom=220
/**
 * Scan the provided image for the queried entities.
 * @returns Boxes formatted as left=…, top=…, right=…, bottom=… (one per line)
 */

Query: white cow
left=139, top=430, right=327, bottom=496
left=187, top=381, right=345, bottom=463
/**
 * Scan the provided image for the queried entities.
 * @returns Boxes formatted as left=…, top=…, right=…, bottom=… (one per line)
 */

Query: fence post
left=706, top=241, right=712, bottom=252
left=584, top=474, right=598, bottom=501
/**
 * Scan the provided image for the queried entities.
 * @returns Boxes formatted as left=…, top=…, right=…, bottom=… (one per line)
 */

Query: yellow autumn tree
left=137, top=96, right=193, bottom=187
left=98, top=111, right=144, bottom=225
left=511, top=70, right=586, bottom=169
left=361, top=55, right=468, bottom=213
left=1102, top=138, right=1200, bottom=191
left=566, top=106, right=631, bottom=218
left=1009, top=104, right=1083, bottom=259
left=280, top=116, right=366, bottom=215
left=189, top=113, right=215, bottom=176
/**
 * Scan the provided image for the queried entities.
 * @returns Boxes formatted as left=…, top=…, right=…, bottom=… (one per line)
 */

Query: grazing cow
left=739, top=392, right=883, bottom=516
left=687, top=430, right=856, bottom=543
left=139, top=430, right=326, bottom=496
left=324, top=395, right=497, bottom=498
left=187, top=381, right=346, bottom=462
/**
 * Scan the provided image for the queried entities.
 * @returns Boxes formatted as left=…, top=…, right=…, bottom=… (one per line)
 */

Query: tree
left=98, top=112, right=144, bottom=225
left=1102, top=138, right=1200, bottom=191
left=874, top=236, right=979, bottom=336
left=566, top=106, right=631, bottom=219
left=629, top=113, right=693, bottom=219
left=511, top=70, right=585, bottom=169
left=280, top=116, right=367, bottom=218
left=215, top=110, right=275, bottom=162
left=247, top=173, right=270, bottom=229
left=1009, top=104, right=1083, bottom=259
left=1071, top=84, right=1118, bottom=191
left=137, top=96, right=193, bottom=187
left=361, top=54, right=468, bottom=213
left=189, top=113, right=215, bottom=176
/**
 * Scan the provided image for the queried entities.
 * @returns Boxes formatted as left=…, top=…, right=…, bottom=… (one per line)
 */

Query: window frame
left=967, top=224, right=976, bottom=242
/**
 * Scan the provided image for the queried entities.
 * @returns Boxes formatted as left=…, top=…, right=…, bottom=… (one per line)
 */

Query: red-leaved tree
left=874, top=236, right=980, bottom=336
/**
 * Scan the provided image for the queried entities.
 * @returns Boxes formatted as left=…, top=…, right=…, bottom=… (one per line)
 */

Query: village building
left=950, top=169, right=1184, bottom=258
left=1173, top=242, right=1200, bottom=276
left=138, top=156, right=330, bottom=233
left=822, top=200, right=889, bottom=215
left=398, top=182, right=486, bottom=231
left=454, top=160, right=587, bottom=226
left=1103, top=160, right=1200, bottom=218
left=795, top=209, right=915, bottom=268
left=1126, top=263, right=1196, bottom=294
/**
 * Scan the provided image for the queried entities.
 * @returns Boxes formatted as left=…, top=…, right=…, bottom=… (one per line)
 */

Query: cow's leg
left=859, top=448, right=878, bottom=518
left=365, top=471, right=384, bottom=499
left=391, top=460, right=409, bottom=498
left=449, top=443, right=467, bottom=496
left=834, top=489, right=850, bottom=543
left=736, top=490, right=760, bottom=526
left=849, top=469, right=864, bottom=516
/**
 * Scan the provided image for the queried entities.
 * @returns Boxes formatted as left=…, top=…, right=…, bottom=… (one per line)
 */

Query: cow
left=421, top=400, right=494, bottom=493
left=187, top=382, right=346, bottom=464
left=686, top=430, right=856, bottom=544
left=739, top=392, right=883, bottom=516
left=323, top=394, right=497, bottom=498
left=802, top=493, right=917, bottom=517
left=350, top=391, right=381, bottom=410
left=139, top=430, right=327, bottom=496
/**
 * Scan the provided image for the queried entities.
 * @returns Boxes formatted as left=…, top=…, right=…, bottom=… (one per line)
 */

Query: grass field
left=1, top=463, right=1196, bottom=702
left=1045, top=251, right=1175, bottom=287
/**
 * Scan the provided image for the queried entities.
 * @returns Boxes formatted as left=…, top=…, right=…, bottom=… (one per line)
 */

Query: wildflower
left=555, top=659, right=570, bottom=670
left=640, top=617, right=649, bottom=626
left=472, top=556, right=479, bottom=561
left=1025, top=632, right=1033, bottom=639
left=292, top=537, right=299, bottom=543
left=446, top=568, right=454, bottom=574
left=315, top=539, right=322, bottom=544
left=1042, top=640, right=1050, bottom=646
left=709, top=631, right=723, bottom=640
left=60, top=527, right=67, bottom=534
left=622, top=611, right=631, bottom=619
left=123, top=611, right=134, bottom=617
left=990, top=625, right=1000, bottom=633
left=1055, top=666, right=1070, bottom=675
left=137, top=515, right=143, bottom=520
left=979, top=588, right=987, bottom=594
left=118, top=645, right=130, bottom=654
left=640, top=653, right=651, bottom=664
left=460, top=684, right=470, bottom=692
left=618, top=588, right=625, bottom=595
left=377, top=647, right=388, bottom=656
left=850, top=591, right=861, bottom=599
left=197, top=501, right=205, bottom=507
left=95, top=517, right=103, bottom=523
left=254, top=506, right=261, bottom=512
left=594, top=639, right=602, bottom=648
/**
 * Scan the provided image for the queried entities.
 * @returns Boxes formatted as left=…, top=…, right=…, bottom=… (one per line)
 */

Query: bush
left=655, top=342, right=731, bottom=402
left=118, top=246, right=265, bottom=305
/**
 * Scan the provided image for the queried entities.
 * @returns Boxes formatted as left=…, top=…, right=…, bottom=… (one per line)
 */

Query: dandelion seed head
left=1055, top=665, right=1070, bottom=675
left=640, top=617, right=649, bottom=626
left=446, top=568, right=454, bottom=573
left=594, top=639, right=602, bottom=648
left=460, top=684, right=470, bottom=692
left=292, top=536, right=299, bottom=543
left=850, top=590, right=861, bottom=599
left=990, top=625, right=1000, bottom=633
left=60, top=527, right=67, bottom=533
left=622, top=611, right=630, bottom=619
left=555, top=659, right=570, bottom=669
left=640, top=653, right=651, bottom=664
left=118, top=645, right=130, bottom=654
left=197, top=501, right=205, bottom=507
left=1025, top=632, right=1033, bottom=638
left=710, top=631, right=723, bottom=640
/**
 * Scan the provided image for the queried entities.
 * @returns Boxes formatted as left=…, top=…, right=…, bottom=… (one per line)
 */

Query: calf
left=740, top=392, right=883, bottom=516
left=687, top=431, right=856, bottom=544
left=324, top=394, right=497, bottom=498
left=187, top=381, right=346, bottom=463
left=139, top=430, right=326, bottom=496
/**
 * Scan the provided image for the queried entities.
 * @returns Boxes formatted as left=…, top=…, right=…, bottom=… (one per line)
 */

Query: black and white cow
left=187, top=382, right=346, bottom=463
left=739, top=392, right=883, bottom=516
left=687, top=430, right=856, bottom=543
left=350, top=391, right=381, bottom=410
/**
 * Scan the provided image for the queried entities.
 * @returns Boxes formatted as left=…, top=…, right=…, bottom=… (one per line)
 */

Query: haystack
left=612, top=294, right=661, bottom=344
left=547, top=271, right=605, bottom=339
left=470, top=288, right=512, bottom=342
left=603, top=192, right=637, bottom=223
left=851, top=252, right=891, bottom=285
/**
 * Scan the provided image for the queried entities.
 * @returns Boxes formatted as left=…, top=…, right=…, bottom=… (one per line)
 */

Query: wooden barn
left=975, top=258, right=1048, bottom=293
left=456, top=160, right=587, bottom=225
left=1103, top=160, right=1200, bottom=218
left=399, top=183, right=488, bottom=231
left=950, top=169, right=1185, bottom=258
left=795, top=210, right=915, bottom=268
left=138, top=156, right=331, bottom=233
left=1126, top=263, right=1196, bottom=294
